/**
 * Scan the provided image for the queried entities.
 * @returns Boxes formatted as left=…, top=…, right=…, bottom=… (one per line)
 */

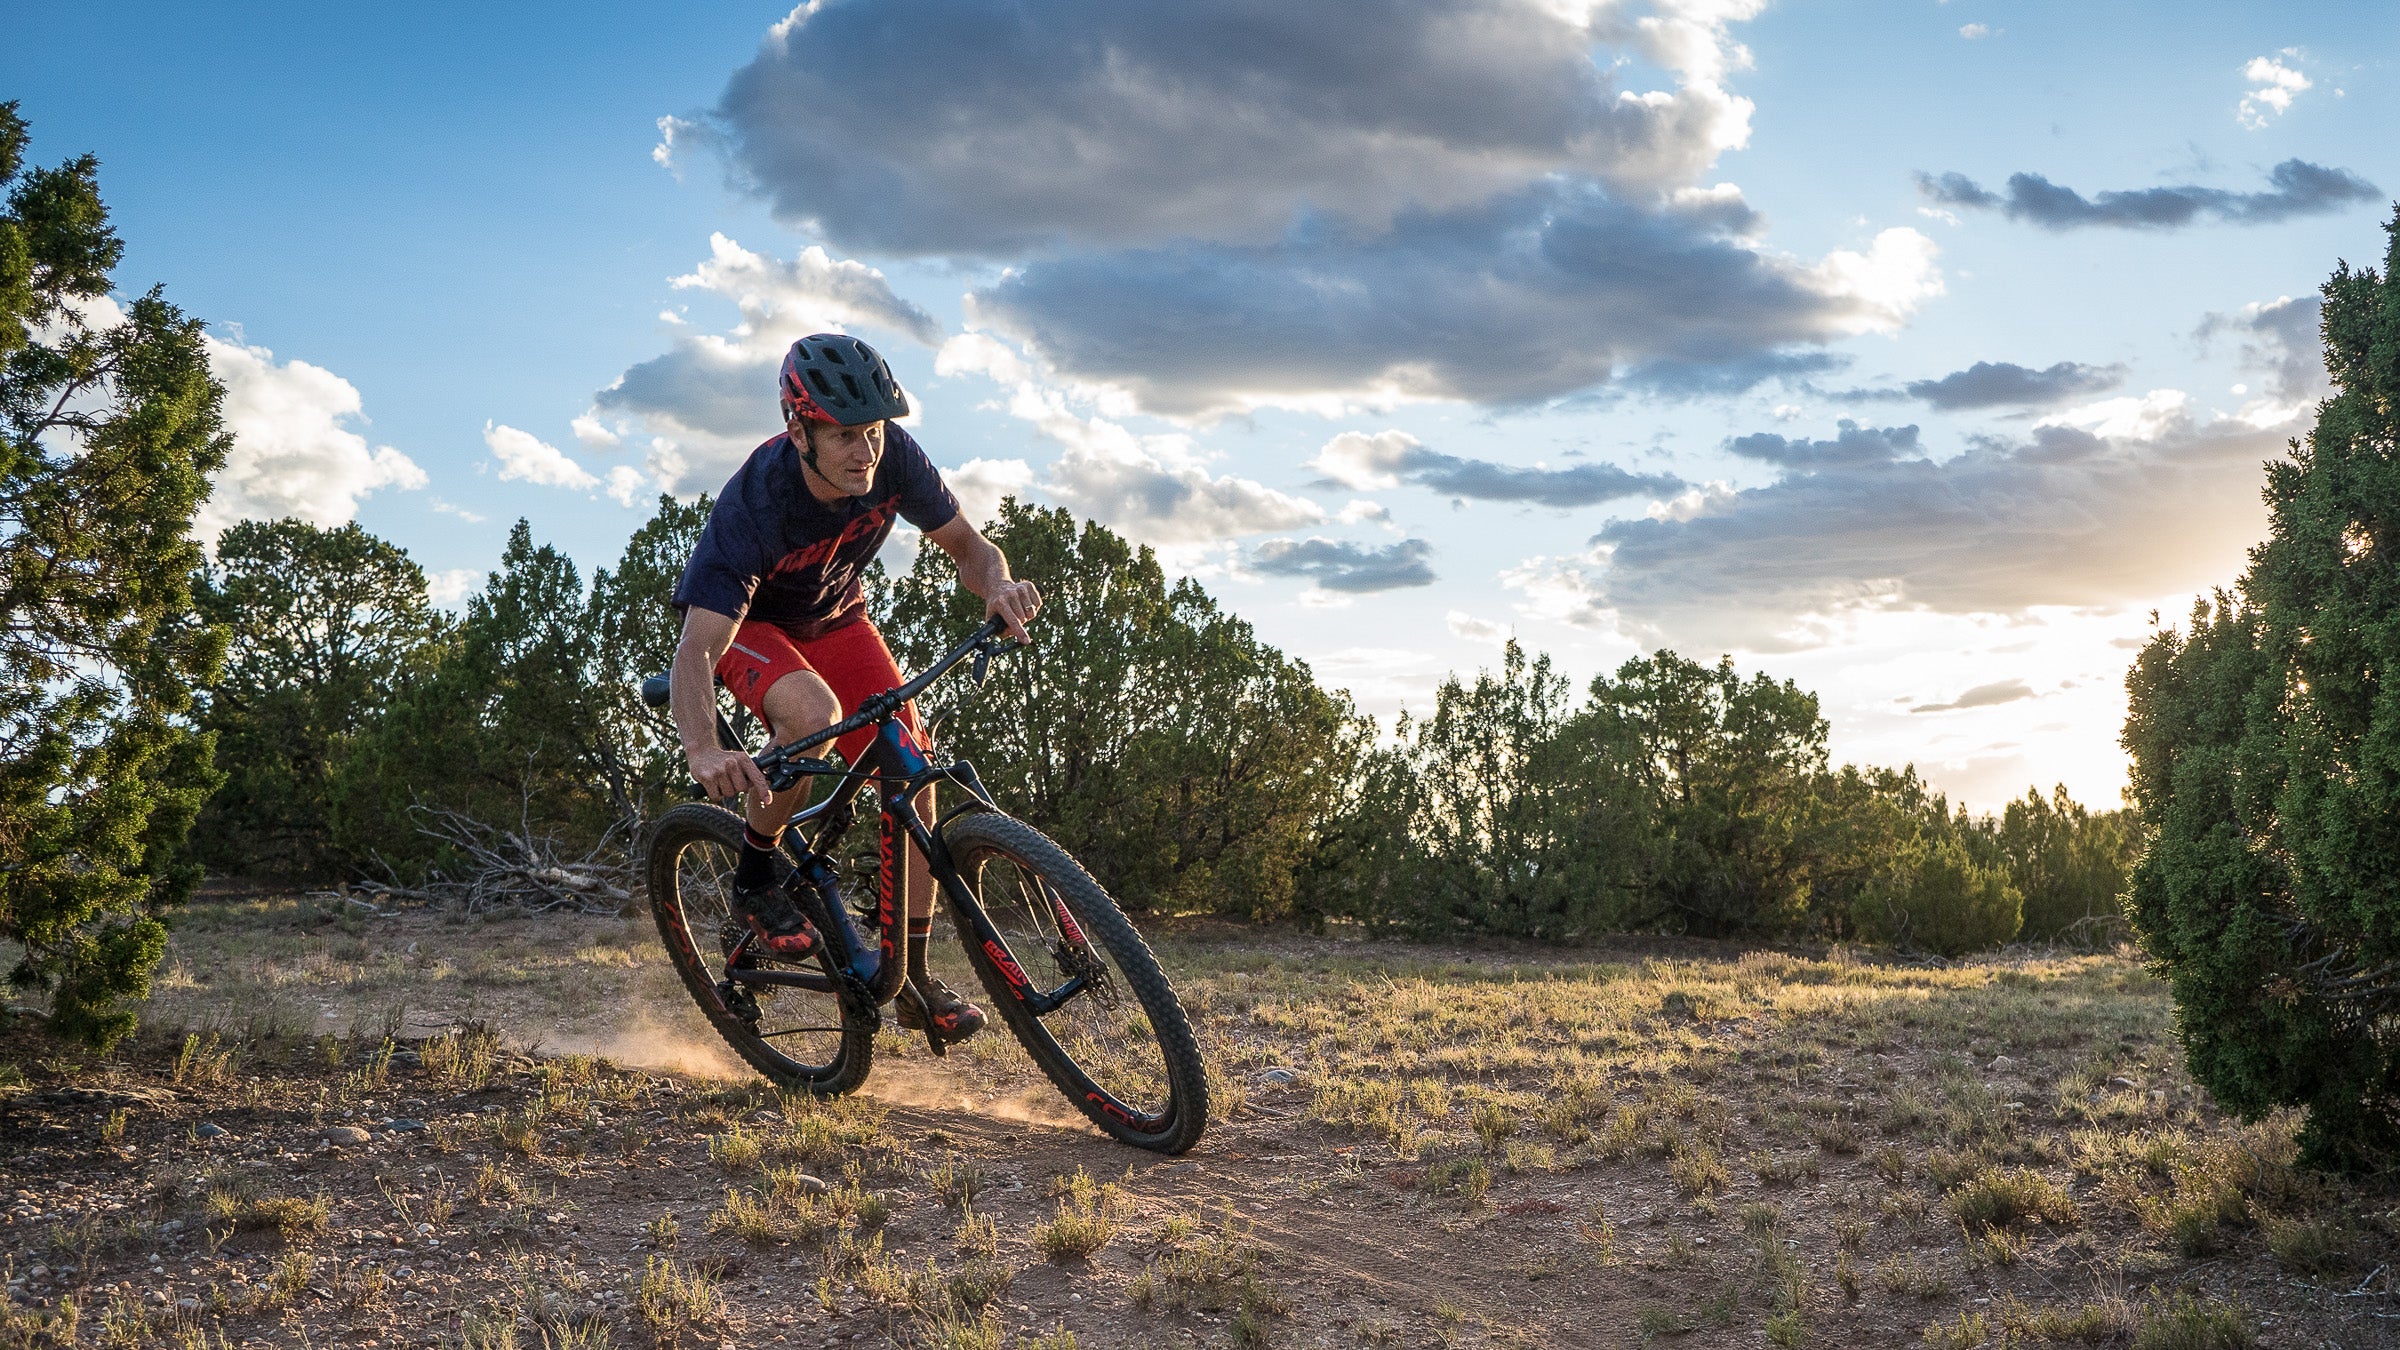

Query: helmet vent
left=807, top=370, right=836, bottom=398
left=822, top=346, right=848, bottom=365
left=841, top=373, right=863, bottom=400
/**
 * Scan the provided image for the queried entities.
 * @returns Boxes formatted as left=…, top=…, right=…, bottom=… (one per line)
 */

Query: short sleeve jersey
left=672, top=424, right=960, bottom=641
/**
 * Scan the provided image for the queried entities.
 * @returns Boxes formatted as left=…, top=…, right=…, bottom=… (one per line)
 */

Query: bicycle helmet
left=779, top=333, right=910, bottom=428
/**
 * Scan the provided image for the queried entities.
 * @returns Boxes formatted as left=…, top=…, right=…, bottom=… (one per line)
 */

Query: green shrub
left=2122, top=210, right=2400, bottom=1169
left=1853, top=834, right=2022, bottom=957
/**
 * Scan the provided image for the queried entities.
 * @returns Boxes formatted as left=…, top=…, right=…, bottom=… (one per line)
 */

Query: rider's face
left=797, top=418, right=885, bottom=497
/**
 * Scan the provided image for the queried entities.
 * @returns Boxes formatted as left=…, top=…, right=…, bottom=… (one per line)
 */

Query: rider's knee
left=762, top=671, right=839, bottom=746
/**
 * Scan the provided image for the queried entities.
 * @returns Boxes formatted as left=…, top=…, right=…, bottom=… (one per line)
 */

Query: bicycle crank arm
left=1021, top=973, right=1092, bottom=1017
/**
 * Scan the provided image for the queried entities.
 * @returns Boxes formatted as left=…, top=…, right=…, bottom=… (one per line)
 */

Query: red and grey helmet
left=779, top=333, right=910, bottom=428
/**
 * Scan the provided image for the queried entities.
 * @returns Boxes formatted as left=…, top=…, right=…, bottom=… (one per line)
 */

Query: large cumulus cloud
left=197, top=332, right=426, bottom=540
left=659, top=0, right=1940, bottom=414
left=689, top=0, right=1761, bottom=256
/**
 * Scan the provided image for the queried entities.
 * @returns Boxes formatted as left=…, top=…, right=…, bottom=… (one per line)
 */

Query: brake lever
left=763, top=755, right=839, bottom=793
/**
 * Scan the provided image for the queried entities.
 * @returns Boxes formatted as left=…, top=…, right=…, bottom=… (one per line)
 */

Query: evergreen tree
left=333, top=521, right=622, bottom=872
left=1850, top=830, right=2022, bottom=957
left=1587, top=652, right=1826, bottom=935
left=194, top=519, right=438, bottom=878
left=2122, top=211, right=2400, bottom=1167
left=1394, top=641, right=1647, bottom=936
left=1996, top=785, right=2137, bottom=942
left=0, top=104, right=227, bottom=1046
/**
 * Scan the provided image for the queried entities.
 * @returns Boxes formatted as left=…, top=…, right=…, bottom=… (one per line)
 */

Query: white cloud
left=426, top=568, right=480, bottom=607
left=1646, top=480, right=1737, bottom=522
left=1802, top=228, right=1944, bottom=333
left=604, top=465, right=652, bottom=508
left=671, top=232, right=942, bottom=347
left=571, top=411, right=623, bottom=447
left=650, top=114, right=686, bottom=174
left=1958, top=22, right=1990, bottom=39
left=1447, top=611, right=1511, bottom=643
left=484, top=421, right=600, bottom=489
left=1311, top=431, right=1418, bottom=491
left=431, top=500, right=486, bottom=524
left=1042, top=414, right=1323, bottom=545
left=196, top=335, right=426, bottom=540
left=2052, top=388, right=2190, bottom=442
left=947, top=456, right=1038, bottom=528
left=2239, top=54, right=2311, bottom=129
left=1337, top=499, right=1396, bottom=528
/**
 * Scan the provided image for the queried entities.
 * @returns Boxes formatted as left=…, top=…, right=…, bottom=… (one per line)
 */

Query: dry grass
left=25, top=890, right=2384, bottom=1350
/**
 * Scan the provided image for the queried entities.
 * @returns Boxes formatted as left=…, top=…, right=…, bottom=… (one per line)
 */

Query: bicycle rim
left=644, top=803, right=872, bottom=1095
left=944, top=812, right=1207, bottom=1152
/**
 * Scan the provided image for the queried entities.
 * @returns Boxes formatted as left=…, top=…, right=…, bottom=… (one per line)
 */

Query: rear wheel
left=643, top=802, right=873, bottom=1095
left=942, top=812, right=1207, bottom=1153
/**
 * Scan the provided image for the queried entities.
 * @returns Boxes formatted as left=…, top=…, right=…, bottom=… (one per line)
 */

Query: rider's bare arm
left=926, top=516, right=1041, bottom=642
left=671, top=605, right=772, bottom=800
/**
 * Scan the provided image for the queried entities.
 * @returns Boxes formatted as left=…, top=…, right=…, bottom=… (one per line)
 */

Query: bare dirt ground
left=2, top=884, right=2395, bottom=1349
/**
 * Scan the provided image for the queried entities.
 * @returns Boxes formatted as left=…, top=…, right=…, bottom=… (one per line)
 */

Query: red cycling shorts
left=714, top=617, right=920, bottom=767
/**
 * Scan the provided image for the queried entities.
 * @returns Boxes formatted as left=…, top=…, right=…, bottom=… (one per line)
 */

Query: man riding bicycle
left=668, top=332, right=1041, bottom=1046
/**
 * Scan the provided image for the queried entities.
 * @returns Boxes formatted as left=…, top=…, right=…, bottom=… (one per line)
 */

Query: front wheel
left=942, top=812, right=1208, bottom=1153
left=643, top=803, right=874, bottom=1096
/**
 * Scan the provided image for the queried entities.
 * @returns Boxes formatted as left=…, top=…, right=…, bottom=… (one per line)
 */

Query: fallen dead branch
left=370, top=802, right=635, bottom=915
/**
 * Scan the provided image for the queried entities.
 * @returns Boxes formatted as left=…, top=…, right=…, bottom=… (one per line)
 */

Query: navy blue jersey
left=673, top=424, right=960, bottom=640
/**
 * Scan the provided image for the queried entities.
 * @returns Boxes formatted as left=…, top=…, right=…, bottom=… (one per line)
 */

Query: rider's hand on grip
left=689, top=744, right=771, bottom=801
left=985, top=579, right=1041, bottom=644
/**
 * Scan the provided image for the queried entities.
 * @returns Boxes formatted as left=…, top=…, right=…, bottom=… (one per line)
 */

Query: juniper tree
left=2123, top=209, right=2400, bottom=1168
left=0, top=103, right=227, bottom=1045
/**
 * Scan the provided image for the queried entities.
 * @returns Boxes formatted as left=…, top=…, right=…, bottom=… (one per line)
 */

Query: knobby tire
left=943, top=811, right=1209, bottom=1153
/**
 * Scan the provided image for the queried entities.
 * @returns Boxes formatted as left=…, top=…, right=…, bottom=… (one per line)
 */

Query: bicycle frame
left=711, top=628, right=1102, bottom=1033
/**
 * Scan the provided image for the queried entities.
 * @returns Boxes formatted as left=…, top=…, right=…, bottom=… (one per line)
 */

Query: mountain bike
left=635, top=619, right=1208, bottom=1154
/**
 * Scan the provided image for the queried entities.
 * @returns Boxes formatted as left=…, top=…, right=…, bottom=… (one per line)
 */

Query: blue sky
left=11, top=1, right=2395, bottom=808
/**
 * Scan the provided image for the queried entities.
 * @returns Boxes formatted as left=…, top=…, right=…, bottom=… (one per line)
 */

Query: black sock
left=906, top=917, right=934, bottom=986
left=735, top=824, right=781, bottom=889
